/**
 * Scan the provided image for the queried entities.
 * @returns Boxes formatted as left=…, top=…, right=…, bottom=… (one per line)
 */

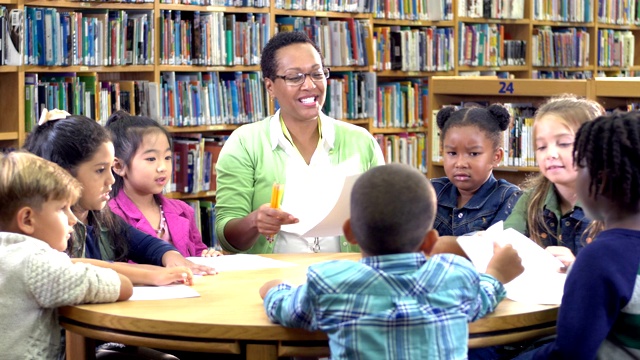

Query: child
left=432, top=104, right=521, bottom=236
left=105, top=111, right=219, bottom=257
left=0, top=151, right=133, bottom=359
left=260, top=163, right=524, bottom=359
left=504, top=95, right=604, bottom=265
left=519, top=111, right=640, bottom=359
left=23, top=109, right=216, bottom=284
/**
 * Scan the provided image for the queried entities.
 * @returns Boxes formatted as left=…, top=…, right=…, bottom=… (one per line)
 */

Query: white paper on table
left=129, top=284, right=200, bottom=301
left=280, top=158, right=361, bottom=237
left=187, top=254, right=297, bottom=272
left=456, top=222, right=566, bottom=304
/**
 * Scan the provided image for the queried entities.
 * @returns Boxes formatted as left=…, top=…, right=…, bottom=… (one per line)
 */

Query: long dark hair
left=23, top=115, right=129, bottom=260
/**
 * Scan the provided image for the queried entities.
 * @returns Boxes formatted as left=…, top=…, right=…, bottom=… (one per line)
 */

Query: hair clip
left=38, top=108, right=71, bottom=126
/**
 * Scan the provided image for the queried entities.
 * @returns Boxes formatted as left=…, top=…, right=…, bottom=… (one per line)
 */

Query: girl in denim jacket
left=431, top=104, right=521, bottom=237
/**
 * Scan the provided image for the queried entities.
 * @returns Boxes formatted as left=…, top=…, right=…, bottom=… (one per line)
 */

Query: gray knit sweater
left=0, top=232, right=121, bottom=359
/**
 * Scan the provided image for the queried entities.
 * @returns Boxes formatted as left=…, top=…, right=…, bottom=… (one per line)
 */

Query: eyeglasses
left=272, top=68, right=330, bottom=86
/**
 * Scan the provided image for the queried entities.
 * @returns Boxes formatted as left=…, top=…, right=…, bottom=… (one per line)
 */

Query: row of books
left=375, top=133, right=427, bottom=173
left=275, top=0, right=369, bottom=13
left=532, top=70, right=593, bottom=78
left=597, top=30, right=635, bottom=68
left=597, top=0, right=637, bottom=24
left=374, top=26, right=454, bottom=72
left=531, top=27, right=590, bottom=67
left=533, top=0, right=593, bottom=22
left=375, top=79, right=428, bottom=129
left=503, top=103, right=537, bottom=167
left=24, top=72, right=161, bottom=129
left=458, top=0, right=525, bottom=19
left=276, top=17, right=372, bottom=67
left=160, top=11, right=269, bottom=67
left=430, top=103, right=539, bottom=168
left=459, top=23, right=526, bottom=67
left=371, top=0, right=452, bottom=21
left=160, top=71, right=266, bottom=127
left=23, top=8, right=153, bottom=66
left=181, top=199, right=220, bottom=250
left=0, top=7, right=22, bottom=65
left=161, top=0, right=268, bottom=7
left=323, top=72, right=377, bottom=121
left=168, top=134, right=227, bottom=195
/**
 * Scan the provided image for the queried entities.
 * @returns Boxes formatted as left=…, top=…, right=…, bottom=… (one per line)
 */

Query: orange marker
left=266, top=183, right=283, bottom=243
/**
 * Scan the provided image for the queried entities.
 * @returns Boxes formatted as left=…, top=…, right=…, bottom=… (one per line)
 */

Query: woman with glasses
left=214, top=31, right=385, bottom=254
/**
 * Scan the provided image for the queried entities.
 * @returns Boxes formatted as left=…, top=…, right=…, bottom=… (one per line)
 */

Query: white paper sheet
left=280, top=165, right=361, bottom=237
left=187, top=254, right=297, bottom=272
left=457, top=222, right=566, bottom=304
left=129, top=284, right=200, bottom=301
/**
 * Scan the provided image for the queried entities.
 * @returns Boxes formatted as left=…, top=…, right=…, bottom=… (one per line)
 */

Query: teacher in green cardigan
left=215, top=31, right=384, bottom=254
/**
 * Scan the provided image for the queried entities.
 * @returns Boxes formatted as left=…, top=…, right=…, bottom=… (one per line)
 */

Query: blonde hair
left=524, top=95, right=604, bottom=246
left=0, top=151, right=81, bottom=229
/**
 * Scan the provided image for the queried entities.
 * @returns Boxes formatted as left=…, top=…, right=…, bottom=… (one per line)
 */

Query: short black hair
left=350, top=163, right=436, bottom=255
left=437, top=104, right=511, bottom=148
left=574, top=111, right=640, bottom=212
left=260, top=31, right=324, bottom=80
left=105, top=111, right=172, bottom=198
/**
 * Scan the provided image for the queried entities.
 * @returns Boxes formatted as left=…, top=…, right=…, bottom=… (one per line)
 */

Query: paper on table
left=457, top=222, right=566, bottom=304
left=280, top=159, right=361, bottom=237
left=129, top=284, right=200, bottom=301
left=187, top=254, right=297, bottom=272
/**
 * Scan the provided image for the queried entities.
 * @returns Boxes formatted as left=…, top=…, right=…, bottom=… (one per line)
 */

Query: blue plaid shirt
left=264, top=253, right=506, bottom=359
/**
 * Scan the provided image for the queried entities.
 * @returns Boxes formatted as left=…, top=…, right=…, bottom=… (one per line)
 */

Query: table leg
left=245, top=344, right=277, bottom=360
left=65, top=330, right=96, bottom=360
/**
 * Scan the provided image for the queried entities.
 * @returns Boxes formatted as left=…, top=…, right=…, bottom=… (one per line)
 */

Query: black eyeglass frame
left=272, top=68, right=331, bottom=86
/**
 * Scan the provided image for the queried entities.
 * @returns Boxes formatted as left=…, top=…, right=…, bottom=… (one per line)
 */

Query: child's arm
left=545, top=245, right=575, bottom=272
left=116, top=273, right=133, bottom=301
left=260, top=279, right=317, bottom=331
left=72, top=258, right=194, bottom=286
left=484, top=242, right=524, bottom=285
left=490, top=189, right=522, bottom=225
left=502, top=191, right=531, bottom=235
left=428, top=235, right=468, bottom=257
left=260, top=279, right=286, bottom=299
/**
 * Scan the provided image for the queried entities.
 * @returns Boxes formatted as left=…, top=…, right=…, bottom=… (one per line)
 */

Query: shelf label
left=80, top=66, right=89, bottom=71
left=316, top=11, right=328, bottom=16
left=498, top=81, right=514, bottom=94
left=206, top=6, right=225, bottom=11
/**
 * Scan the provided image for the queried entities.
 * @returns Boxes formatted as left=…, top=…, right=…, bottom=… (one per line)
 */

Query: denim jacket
left=504, top=186, right=591, bottom=255
left=432, top=175, right=522, bottom=236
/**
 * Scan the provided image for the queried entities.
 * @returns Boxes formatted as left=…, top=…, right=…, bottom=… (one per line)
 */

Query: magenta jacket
left=109, top=191, right=208, bottom=257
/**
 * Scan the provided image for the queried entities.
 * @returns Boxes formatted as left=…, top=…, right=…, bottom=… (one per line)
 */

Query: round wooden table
left=60, top=253, right=558, bottom=359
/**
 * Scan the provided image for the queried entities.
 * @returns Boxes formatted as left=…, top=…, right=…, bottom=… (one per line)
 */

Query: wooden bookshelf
left=4, top=0, right=640, bottom=190
left=592, top=77, right=640, bottom=110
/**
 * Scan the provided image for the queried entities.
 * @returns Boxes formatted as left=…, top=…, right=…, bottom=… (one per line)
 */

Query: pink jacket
left=109, top=192, right=208, bottom=257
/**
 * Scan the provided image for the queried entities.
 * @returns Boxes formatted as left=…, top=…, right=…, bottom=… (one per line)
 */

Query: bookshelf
left=428, top=76, right=592, bottom=186
left=3, top=0, right=640, bottom=189
left=592, top=77, right=640, bottom=110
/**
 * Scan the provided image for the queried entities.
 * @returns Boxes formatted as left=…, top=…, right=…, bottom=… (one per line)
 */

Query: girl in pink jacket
left=106, top=111, right=220, bottom=257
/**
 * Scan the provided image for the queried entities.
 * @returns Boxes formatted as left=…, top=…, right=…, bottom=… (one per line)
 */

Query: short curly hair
left=261, top=31, right=324, bottom=80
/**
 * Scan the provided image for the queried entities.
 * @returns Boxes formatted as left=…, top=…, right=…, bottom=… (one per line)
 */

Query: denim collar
left=543, top=185, right=583, bottom=219
left=438, top=174, right=498, bottom=210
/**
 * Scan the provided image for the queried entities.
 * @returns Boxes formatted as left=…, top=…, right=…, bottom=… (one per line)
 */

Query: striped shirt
left=264, top=252, right=506, bottom=359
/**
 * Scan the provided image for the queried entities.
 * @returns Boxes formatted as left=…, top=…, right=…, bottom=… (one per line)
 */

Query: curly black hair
left=573, top=111, right=640, bottom=212
left=436, top=104, right=511, bottom=148
left=260, top=31, right=324, bottom=80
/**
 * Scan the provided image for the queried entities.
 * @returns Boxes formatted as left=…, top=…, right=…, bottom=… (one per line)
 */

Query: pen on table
left=266, top=183, right=283, bottom=243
